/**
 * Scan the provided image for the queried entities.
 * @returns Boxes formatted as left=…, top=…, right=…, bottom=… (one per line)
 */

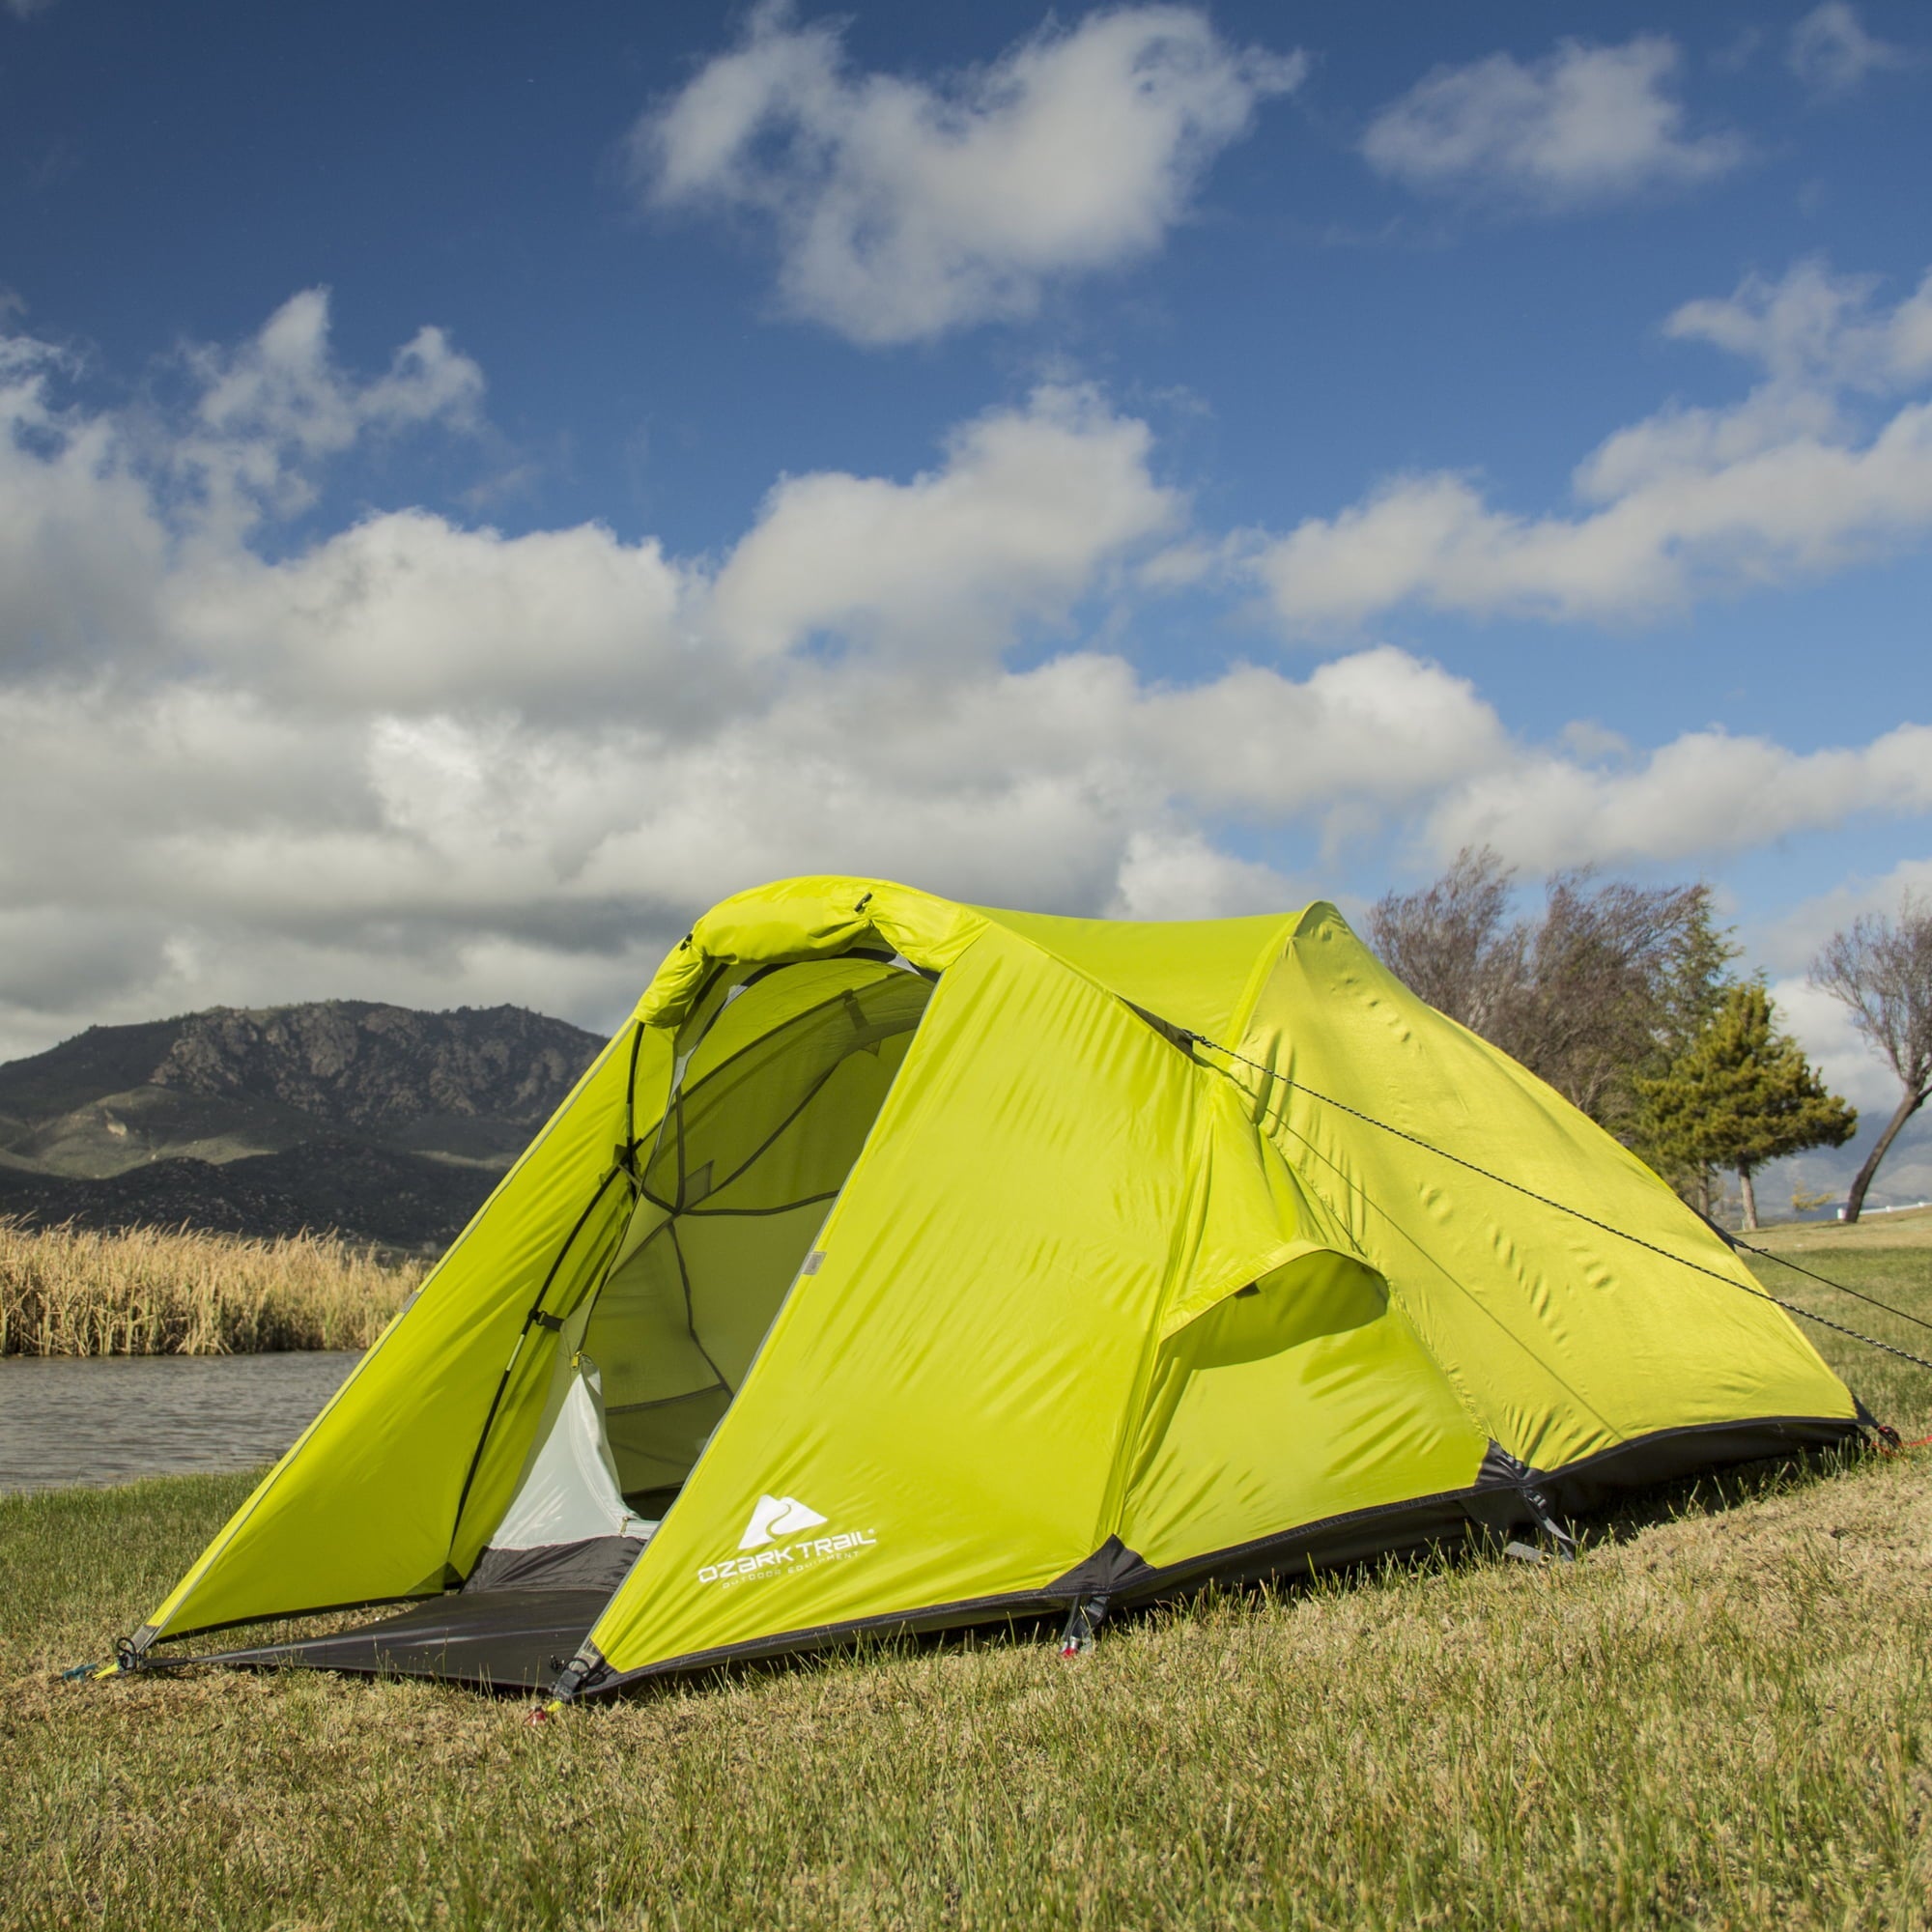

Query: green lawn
left=1739, top=1235, right=1932, bottom=1435
left=4, top=1249, right=1930, bottom=1931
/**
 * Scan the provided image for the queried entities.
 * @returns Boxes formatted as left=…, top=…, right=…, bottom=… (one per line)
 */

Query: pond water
left=0, top=1350, right=363, bottom=1494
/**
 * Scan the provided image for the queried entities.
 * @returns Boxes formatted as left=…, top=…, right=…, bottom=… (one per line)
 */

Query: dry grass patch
left=2, top=1246, right=1929, bottom=1929
left=0, top=1217, right=421, bottom=1355
left=1750, top=1205, right=1932, bottom=1256
left=4, top=1451, right=1930, bottom=1931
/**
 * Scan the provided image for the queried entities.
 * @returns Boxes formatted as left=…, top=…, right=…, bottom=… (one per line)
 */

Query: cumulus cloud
left=632, top=2, right=1303, bottom=344
left=1259, top=258, right=1932, bottom=628
left=1787, top=3, right=1916, bottom=99
left=1107, top=832, right=1295, bottom=921
left=0, top=337, right=172, bottom=670
left=1768, top=977, right=1903, bottom=1115
left=1760, top=855, right=1932, bottom=974
left=3, top=288, right=1927, bottom=1064
left=1758, top=973, right=1932, bottom=1213
left=173, top=287, right=484, bottom=532
left=1361, top=35, right=1745, bottom=210
left=189, top=289, right=482, bottom=456
left=1424, top=723, right=1932, bottom=871
left=168, top=513, right=697, bottom=723
left=1665, top=257, right=1932, bottom=389
left=708, top=385, right=1179, bottom=660
left=0, top=294, right=1438, bottom=1056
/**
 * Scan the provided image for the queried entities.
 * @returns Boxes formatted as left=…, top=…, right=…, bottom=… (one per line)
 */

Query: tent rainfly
left=124, top=879, right=1866, bottom=1696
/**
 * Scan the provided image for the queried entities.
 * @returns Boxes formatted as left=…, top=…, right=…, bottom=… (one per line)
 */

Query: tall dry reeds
left=0, top=1217, right=424, bottom=1355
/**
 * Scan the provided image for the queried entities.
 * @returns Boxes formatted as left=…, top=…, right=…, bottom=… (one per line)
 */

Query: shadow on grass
left=101, top=1438, right=1888, bottom=1708
left=593, top=1438, right=1889, bottom=1704
left=1572, top=1437, right=1868, bottom=1549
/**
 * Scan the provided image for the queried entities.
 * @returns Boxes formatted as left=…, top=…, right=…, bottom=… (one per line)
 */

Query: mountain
left=0, top=1001, right=606, bottom=1248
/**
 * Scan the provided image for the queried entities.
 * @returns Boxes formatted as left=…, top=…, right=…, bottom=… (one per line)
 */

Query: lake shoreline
left=0, top=1349, right=363, bottom=1494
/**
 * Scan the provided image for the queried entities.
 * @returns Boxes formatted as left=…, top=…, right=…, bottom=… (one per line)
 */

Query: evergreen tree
left=1636, top=983, right=1856, bottom=1230
left=1652, top=895, right=1741, bottom=1062
left=1628, top=895, right=1739, bottom=1205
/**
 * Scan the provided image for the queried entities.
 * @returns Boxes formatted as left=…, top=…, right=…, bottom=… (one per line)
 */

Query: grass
left=1738, top=1217, right=1932, bottom=1428
left=1748, top=1202, right=1932, bottom=1255
left=2, top=1246, right=1930, bottom=1929
left=0, top=1218, right=421, bottom=1356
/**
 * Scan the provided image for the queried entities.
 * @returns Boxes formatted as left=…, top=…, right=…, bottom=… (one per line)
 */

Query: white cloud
left=633, top=2, right=1303, bottom=344
left=1132, top=648, right=1507, bottom=818
left=168, top=511, right=698, bottom=723
left=708, top=385, right=1179, bottom=660
left=1665, top=257, right=1932, bottom=389
left=0, top=639, right=1503, bottom=1060
left=3, top=288, right=1927, bottom=1065
left=1361, top=35, right=1745, bottom=210
left=160, top=382, right=1178, bottom=723
left=188, top=289, right=482, bottom=456
left=1757, top=973, right=1932, bottom=1215
left=4, top=0, right=58, bottom=18
left=173, top=288, right=484, bottom=533
left=0, top=296, right=1478, bottom=1056
left=1760, top=855, right=1932, bottom=973
left=1425, top=724, right=1932, bottom=871
left=0, top=337, right=171, bottom=670
left=1259, top=258, right=1932, bottom=628
left=1107, top=831, right=1295, bottom=921
left=1762, top=858, right=1932, bottom=1208
left=1787, top=3, right=1916, bottom=99
left=1771, top=977, right=1900, bottom=1114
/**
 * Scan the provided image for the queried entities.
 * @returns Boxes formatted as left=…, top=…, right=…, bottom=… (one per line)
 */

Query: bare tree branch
left=1366, top=847, right=1526, bottom=1044
left=1808, top=894, right=1932, bottom=1222
left=1369, top=847, right=1721, bottom=1134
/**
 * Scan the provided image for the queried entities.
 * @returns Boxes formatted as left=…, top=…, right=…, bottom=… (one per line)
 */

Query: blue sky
left=2, top=1, right=1928, bottom=1191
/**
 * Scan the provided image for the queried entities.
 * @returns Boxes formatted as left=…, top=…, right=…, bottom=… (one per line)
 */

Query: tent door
left=581, top=959, right=934, bottom=1521
left=464, top=1355, right=657, bottom=1595
left=191, top=1357, right=650, bottom=1691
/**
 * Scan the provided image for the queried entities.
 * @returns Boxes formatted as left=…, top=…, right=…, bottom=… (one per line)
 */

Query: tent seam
left=1084, top=911, right=1303, bottom=1561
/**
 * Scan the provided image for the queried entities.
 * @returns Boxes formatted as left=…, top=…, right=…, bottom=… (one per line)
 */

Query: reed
left=0, top=1217, right=423, bottom=1356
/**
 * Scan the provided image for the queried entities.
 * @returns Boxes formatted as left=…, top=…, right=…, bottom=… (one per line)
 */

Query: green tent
left=127, top=877, right=1862, bottom=1696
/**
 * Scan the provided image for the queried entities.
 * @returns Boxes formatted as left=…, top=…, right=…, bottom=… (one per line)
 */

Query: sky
left=2, top=0, right=1928, bottom=1201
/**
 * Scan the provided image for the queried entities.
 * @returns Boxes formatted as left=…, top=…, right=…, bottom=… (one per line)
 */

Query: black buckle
left=1059, top=1593, right=1111, bottom=1658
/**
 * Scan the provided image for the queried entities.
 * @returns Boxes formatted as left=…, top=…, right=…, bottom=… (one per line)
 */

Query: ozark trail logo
left=697, top=1492, right=878, bottom=1586
left=737, top=1493, right=827, bottom=1549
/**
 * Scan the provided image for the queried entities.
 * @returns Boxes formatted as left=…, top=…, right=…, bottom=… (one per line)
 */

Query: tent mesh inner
left=586, top=965, right=932, bottom=1514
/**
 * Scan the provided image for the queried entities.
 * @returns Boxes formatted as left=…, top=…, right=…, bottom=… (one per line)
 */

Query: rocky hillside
left=0, top=1002, right=606, bottom=1248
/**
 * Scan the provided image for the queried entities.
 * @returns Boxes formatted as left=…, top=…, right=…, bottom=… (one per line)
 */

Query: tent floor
left=205, top=1587, right=610, bottom=1692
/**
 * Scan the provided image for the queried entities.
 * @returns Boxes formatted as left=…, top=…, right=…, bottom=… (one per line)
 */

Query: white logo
left=701, top=1497, right=876, bottom=1586
left=737, top=1493, right=829, bottom=1550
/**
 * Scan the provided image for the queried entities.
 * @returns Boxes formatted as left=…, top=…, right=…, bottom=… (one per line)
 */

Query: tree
left=1808, top=895, right=1932, bottom=1222
left=1630, top=890, right=1743, bottom=1207
left=1364, top=847, right=1525, bottom=1045
left=1367, top=847, right=1732, bottom=1139
left=1634, top=982, right=1856, bottom=1230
